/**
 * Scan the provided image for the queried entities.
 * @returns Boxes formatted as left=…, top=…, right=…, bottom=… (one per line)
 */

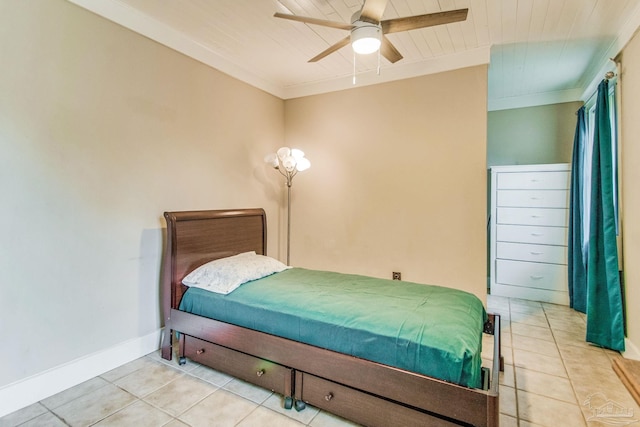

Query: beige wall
left=0, top=0, right=284, bottom=389
left=487, top=101, right=581, bottom=167
left=284, top=67, right=488, bottom=301
left=620, top=31, right=640, bottom=358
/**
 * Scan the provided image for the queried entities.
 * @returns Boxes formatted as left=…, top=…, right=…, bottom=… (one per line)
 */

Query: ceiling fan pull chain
left=353, top=51, right=357, bottom=85
left=377, top=48, right=381, bottom=75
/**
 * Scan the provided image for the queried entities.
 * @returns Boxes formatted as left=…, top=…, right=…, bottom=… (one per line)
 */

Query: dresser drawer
left=295, top=372, right=455, bottom=427
left=491, top=283, right=569, bottom=305
left=496, top=224, right=567, bottom=246
left=497, top=207, right=568, bottom=227
left=497, top=171, right=569, bottom=190
left=497, top=190, right=568, bottom=208
left=496, top=259, right=567, bottom=291
left=184, top=336, right=292, bottom=395
left=497, top=242, right=567, bottom=264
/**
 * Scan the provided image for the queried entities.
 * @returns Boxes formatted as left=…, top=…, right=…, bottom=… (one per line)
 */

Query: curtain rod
left=578, top=69, right=617, bottom=114
left=605, top=57, right=617, bottom=80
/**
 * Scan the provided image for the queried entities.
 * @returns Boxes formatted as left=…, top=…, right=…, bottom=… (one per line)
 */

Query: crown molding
left=488, top=88, right=584, bottom=112
left=282, top=47, right=491, bottom=99
left=67, top=0, right=287, bottom=98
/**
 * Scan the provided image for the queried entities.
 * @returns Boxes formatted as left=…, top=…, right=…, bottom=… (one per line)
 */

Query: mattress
left=179, top=267, right=487, bottom=389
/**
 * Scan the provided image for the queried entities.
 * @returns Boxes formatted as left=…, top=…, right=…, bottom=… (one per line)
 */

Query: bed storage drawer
left=295, top=372, right=459, bottom=427
left=184, top=335, right=292, bottom=395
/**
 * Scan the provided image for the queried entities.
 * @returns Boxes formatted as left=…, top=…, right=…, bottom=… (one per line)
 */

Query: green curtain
left=568, top=107, right=587, bottom=313
left=586, top=79, right=625, bottom=351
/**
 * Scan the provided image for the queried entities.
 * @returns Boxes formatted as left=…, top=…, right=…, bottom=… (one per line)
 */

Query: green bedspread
left=179, top=268, right=487, bottom=389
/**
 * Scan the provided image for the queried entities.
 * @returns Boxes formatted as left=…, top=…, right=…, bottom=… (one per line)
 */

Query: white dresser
left=489, top=164, right=571, bottom=305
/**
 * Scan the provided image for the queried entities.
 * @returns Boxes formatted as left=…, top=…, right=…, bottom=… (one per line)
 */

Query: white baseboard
left=622, top=337, right=640, bottom=361
left=0, top=329, right=162, bottom=418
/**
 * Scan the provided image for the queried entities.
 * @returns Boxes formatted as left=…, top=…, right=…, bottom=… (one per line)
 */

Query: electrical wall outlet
left=392, top=272, right=401, bottom=280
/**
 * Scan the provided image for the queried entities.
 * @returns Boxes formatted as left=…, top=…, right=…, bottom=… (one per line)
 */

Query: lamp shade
left=265, top=146, right=311, bottom=175
left=277, top=146, right=291, bottom=160
left=296, top=157, right=310, bottom=171
left=351, top=23, right=381, bottom=54
left=282, top=156, right=297, bottom=172
left=264, top=153, right=279, bottom=168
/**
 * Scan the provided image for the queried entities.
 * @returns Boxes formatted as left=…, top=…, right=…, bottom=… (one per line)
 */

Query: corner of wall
left=623, top=338, right=640, bottom=361
left=0, top=329, right=162, bottom=418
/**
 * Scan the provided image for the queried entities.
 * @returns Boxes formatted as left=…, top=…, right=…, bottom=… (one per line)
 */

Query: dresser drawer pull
left=325, top=392, right=333, bottom=401
left=530, top=197, right=541, bottom=200
left=196, top=349, right=205, bottom=355
left=530, top=275, right=544, bottom=280
left=256, top=369, right=265, bottom=377
left=531, top=215, right=542, bottom=218
left=531, top=232, right=544, bottom=237
left=530, top=251, right=544, bottom=255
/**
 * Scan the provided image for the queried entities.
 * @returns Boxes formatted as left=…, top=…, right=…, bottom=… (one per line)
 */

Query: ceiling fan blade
left=308, top=36, right=351, bottom=62
left=359, top=0, right=389, bottom=24
left=380, top=36, right=403, bottom=63
left=381, top=8, right=468, bottom=34
left=274, top=12, right=354, bottom=31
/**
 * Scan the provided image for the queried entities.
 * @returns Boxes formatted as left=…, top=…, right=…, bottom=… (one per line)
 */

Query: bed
left=161, top=208, right=502, bottom=427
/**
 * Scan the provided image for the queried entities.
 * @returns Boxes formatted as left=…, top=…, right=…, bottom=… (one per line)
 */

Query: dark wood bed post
left=161, top=211, right=176, bottom=361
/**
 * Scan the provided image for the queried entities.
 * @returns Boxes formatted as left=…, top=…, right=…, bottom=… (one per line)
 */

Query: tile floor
left=2, top=295, right=639, bottom=427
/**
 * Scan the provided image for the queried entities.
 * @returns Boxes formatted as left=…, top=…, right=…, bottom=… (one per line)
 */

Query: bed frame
left=161, top=208, right=502, bottom=427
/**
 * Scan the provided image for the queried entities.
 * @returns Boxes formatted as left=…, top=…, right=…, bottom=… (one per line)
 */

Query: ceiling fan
left=274, top=0, right=468, bottom=63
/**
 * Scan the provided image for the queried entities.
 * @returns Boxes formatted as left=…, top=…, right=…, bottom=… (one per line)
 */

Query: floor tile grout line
left=543, top=302, right=590, bottom=426
left=507, top=300, right=521, bottom=425
left=232, top=402, right=261, bottom=427
left=139, top=379, right=213, bottom=422
left=46, top=381, right=138, bottom=427
left=85, top=398, right=142, bottom=427
left=508, top=297, right=600, bottom=426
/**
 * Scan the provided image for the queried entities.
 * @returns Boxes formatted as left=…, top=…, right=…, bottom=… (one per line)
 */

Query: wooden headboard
left=162, top=209, right=267, bottom=310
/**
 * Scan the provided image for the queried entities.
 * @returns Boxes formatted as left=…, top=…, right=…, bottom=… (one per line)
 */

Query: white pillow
left=182, top=251, right=290, bottom=294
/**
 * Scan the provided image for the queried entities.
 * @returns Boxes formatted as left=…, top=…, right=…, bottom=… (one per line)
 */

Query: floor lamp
left=265, top=147, right=310, bottom=265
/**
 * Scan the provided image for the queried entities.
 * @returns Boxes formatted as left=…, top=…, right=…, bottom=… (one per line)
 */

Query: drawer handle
left=530, top=197, right=540, bottom=200
left=531, top=215, right=542, bottom=218
left=256, top=369, right=265, bottom=377
left=530, top=275, right=544, bottom=280
left=530, top=251, right=544, bottom=255
left=325, top=393, right=333, bottom=401
left=531, top=233, right=544, bottom=237
left=196, top=349, right=205, bottom=355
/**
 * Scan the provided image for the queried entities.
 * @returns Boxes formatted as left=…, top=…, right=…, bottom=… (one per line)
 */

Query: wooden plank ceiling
left=74, top=0, right=640, bottom=109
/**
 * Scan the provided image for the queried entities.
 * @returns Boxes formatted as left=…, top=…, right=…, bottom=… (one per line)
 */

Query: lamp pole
left=287, top=180, right=292, bottom=266
left=277, top=167, right=297, bottom=265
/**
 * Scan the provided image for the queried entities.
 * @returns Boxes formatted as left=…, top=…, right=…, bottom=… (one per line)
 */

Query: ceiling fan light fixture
left=351, top=23, right=381, bottom=54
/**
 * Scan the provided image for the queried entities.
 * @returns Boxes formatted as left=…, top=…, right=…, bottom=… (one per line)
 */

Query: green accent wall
left=488, top=101, right=583, bottom=167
